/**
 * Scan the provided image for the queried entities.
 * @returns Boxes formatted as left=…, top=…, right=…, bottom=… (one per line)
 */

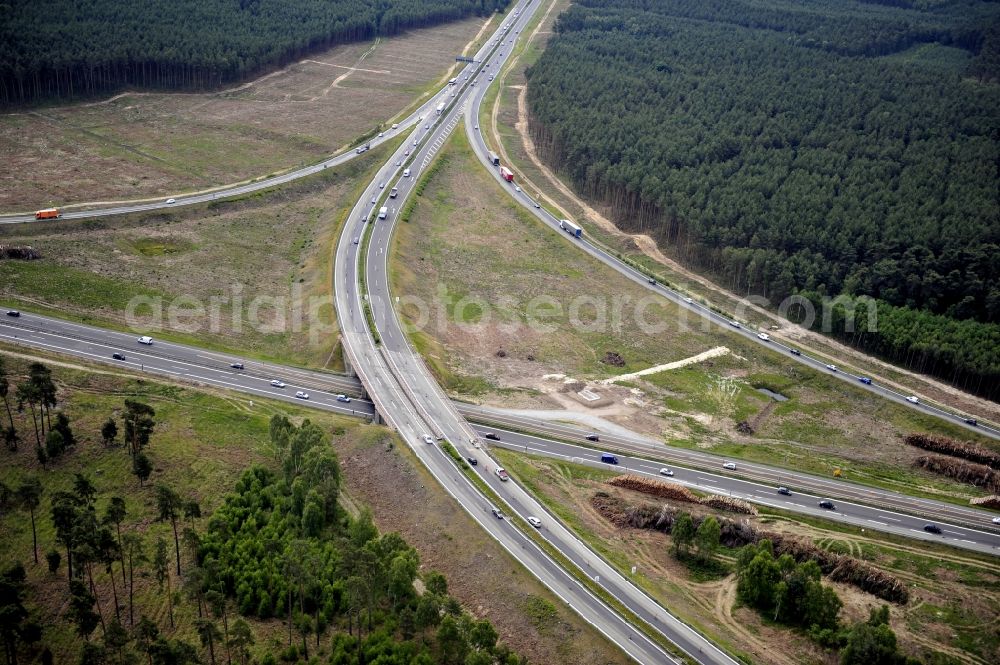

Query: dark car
left=777, top=487, right=792, bottom=496
left=230, top=362, right=244, bottom=370
left=789, top=348, right=801, bottom=356
left=964, top=418, right=978, bottom=426
left=647, top=278, right=656, bottom=285
left=586, top=433, right=600, bottom=442
left=923, top=524, right=942, bottom=534
left=858, top=377, right=872, bottom=385
left=112, top=352, right=126, bottom=361
left=818, top=500, right=835, bottom=510
left=484, top=432, right=500, bottom=441
left=466, top=456, right=478, bottom=466
left=6, top=310, right=20, bottom=317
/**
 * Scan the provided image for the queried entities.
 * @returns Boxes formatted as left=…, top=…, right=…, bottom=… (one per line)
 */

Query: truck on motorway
left=488, top=151, right=500, bottom=166
left=499, top=166, right=514, bottom=182
left=436, top=102, right=445, bottom=115
left=559, top=219, right=582, bottom=238
left=355, top=142, right=370, bottom=154
left=389, top=187, right=398, bottom=198
left=34, top=208, right=60, bottom=220
left=378, top=206, right=388, bottom=220
left=448, top=77, right=457, bottom=85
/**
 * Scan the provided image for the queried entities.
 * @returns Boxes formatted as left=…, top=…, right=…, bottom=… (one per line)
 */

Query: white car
left=137, top=336, right=153, bottom=345
left=295, top=391, right=309, bottom=400
left=992, top=517, right=1000, bottom=525
left=270, top=380, right=285, bottom=388
left=514, top=185, right=521, bottom=192
left=723, top=462, right=737, bottom=470
left=165, top=198, right=175, bottom=204
left=526, top=516, right=542, bottom=528
left=683, top=297, right=693, bottom=304
left=729, top=320, right=741, bottom=328
left=659, top=468, right=674, bottom=477
left=422, top=435, right=434, bottom=444
left=826, top=364, right=838, bottom=372
left=391, top=123, right=399, bottom=129
left=336, top=394, right=351, bottom=403
left=378, top=132, right=384, bottom=137
left=757, top=332, right=770, bottom=341
left=474, top=125, right=479, bottom=130
left=906, top=395, right=920, bottom=404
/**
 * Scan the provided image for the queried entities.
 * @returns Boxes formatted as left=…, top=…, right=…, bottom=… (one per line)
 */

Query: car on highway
left=396, top=160, right=402, bottom=166
left=270, top=380, right=285, bottom=388
left=527, top=516, right=542, bottom=528
left=647, top=278, right=656, bottom=285
left=371, top=196, right=377, bottom=204
left=6, top=310, right=20, bottom=317
left=112, top=352, right=126, bottom=361
left=789, top=348, right=802, bottom=355
left=514, top=185, right=521, bottom=192
left=858, top=376, right=872, bottom=385
left=404, top=150, right=410, bottom=156
left=474, top=124, right=479, bottom=130
left=230, top=362, right=244, bottom=370
left=729, top=320, right=741, bottom=328
left=422, top=435, right=434, bottom=444
left=466, top=456, right=478, bottom=466
left=757, top=332, right=770, bottom=341
left=659, top=468, right=674, bottom=477
left=905, top=395, right=920, bottom=404
left=923, top=524, right=942, bottom=534
left=165, top=198, right=176, bottom=204
left=683, top=297, right=693, bottom=304
left=295, top=391, right=309, bottom=400
left=353, top=237, right=359, bottom=245
left=992, top=517, right=1000, bottom=525
left=533, top=202, right=540, bottom=208
left=495, top=467, right=509, bottom=481
left=379, top=182, right=384, bottom=189
left=378, top=132, right=384, bottom=137
left=818, top=500, right=835, bottom=510
left=137, top=336, right=153, bottom=345
left=722, top=462, right=736, bottom=470
left=777, top=487, right=792, bottom=496
left=965, top=418, right=978, bottom=426
left=403, top=168, right=411, bottom=177
left=489, top=75, right=494, bottom=81
left=586, top=433, right=600, bottom=441
left=825, top=364, right=838, bottom=372
left=484, top=432, right=500, bottom=440
left=336, top=394, right=351, bottom=403
left=425, top=124, right=429, bottom=130
left=491, top=507, right=504, bottom=519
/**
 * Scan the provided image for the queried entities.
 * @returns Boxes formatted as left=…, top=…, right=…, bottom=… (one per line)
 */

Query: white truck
left=378, top=206, right=388, bottom=220
left=559, top=219, right=582, bottom=238
left=436, top=102, right=445, bottom=115
left=389, top=187, right=398, bottom=198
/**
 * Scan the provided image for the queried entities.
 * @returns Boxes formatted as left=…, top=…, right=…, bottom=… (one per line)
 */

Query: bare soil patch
left=0, top=17, right=487, bottom=211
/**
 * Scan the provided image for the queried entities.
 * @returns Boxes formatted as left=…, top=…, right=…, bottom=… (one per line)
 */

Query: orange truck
left=34, top=208, right=60, bottom=220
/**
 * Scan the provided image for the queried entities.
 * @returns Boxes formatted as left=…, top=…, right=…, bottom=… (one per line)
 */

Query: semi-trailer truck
left=378, top=206, right=388, bottom=220
left=34, top=208, right=60, bottom=220
left=499, top=166, right=514, bottom=182
left=488, top=152, right=500, bottom=165
left=559, top=219, right=582, bottom=238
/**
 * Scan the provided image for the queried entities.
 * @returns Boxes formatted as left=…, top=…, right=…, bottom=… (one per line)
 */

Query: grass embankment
left=387, top=106, right=996, bottom=506
left=0, top=137, right=405, bottom=371
left=495, top=451, right=1000, bottom=665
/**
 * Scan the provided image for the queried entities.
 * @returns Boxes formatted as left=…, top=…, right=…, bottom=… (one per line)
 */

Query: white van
left=403, top=168, right=411, bottom=177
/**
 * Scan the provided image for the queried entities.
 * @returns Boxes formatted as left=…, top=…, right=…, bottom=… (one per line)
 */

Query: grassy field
left=0, top=17, right=488, bottom=211
left=0, top=347, right=633, bottom=665
left=495, top=450, right=1000, bottom=665
left=389, top=119, right=998, bottom=506
left=0, top=139, right=405, bottom=370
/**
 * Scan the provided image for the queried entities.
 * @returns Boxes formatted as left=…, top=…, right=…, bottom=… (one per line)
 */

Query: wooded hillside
left=0, top=0, right=510, bottom=105
left=525, top=0, right=1000, bottom=398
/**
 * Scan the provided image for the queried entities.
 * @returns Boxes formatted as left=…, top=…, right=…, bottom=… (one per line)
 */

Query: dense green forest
left=0, top=0, right=510, bottom=105
left=0, top=357, right=524, bottom=664
left=525, top=0, right=1000, bottom=398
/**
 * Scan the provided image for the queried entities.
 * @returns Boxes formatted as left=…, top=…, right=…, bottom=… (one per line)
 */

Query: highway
left=461, top=81, right=998, bottom=442
left=4, top=306, right=1000, bottom=556
left=334, top=2, right=741, bottom=663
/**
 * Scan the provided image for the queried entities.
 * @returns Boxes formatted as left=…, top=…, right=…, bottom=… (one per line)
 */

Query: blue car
left=858, top=377, right=872, bottom=385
